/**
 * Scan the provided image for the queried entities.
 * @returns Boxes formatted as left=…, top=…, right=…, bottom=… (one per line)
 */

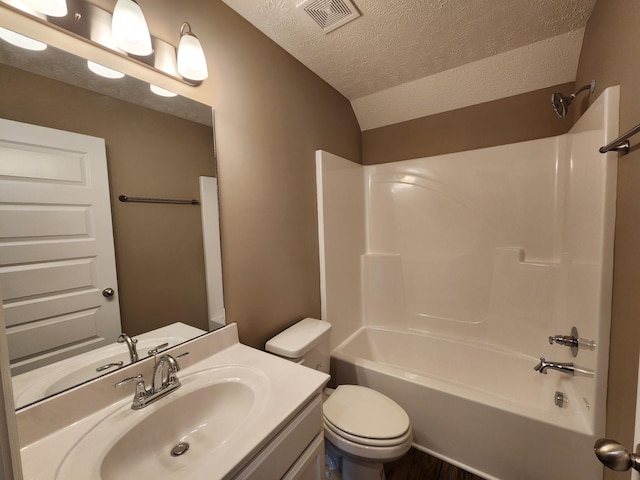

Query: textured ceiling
left=221, top=0, right=598, bottom=129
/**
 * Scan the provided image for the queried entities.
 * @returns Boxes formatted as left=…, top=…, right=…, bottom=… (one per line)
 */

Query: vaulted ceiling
left=221, top=0, right=597, bottom=130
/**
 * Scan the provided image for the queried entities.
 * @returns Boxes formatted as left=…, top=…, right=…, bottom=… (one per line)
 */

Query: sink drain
left=171, top=442, right=190, bottom=457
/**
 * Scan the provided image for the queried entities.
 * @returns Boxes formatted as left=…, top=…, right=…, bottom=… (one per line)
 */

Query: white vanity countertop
left=18, top=323, right=329, bottom=480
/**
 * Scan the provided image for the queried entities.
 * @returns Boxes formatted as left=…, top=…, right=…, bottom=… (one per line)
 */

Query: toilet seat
left=324, top=416, right=413, bottom=447
left=323, top=385, right=411, bottom=439
left=322, top=385, right=412, bottom=461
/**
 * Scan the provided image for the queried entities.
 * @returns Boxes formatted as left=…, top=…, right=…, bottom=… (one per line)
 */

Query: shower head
left=551, top=80, right=596, bottom=118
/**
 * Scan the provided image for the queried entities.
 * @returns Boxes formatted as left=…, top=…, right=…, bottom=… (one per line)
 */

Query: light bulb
left=111, top=0, right=152, bottom=56
left=177, top=23, right=208, bottom=81
left=0, top=27, right=47, bottom=51
left=87, top=61, right=125, bottom=79
left=150, top=85, right=178, bottom=97
left=20, top=0, right=67, bottom=17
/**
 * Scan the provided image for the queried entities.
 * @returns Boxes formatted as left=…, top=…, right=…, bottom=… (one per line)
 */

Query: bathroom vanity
left=16, top=324, right=329, bottom=479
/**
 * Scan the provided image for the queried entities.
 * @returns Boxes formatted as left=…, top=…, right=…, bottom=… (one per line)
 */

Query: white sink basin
left=55, top=365, right=269, bottom=479
left=18, top=325, right=330, bottom=480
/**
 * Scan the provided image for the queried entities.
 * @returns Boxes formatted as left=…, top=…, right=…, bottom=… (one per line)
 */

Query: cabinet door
left=282, top=432, right=324, bottom=480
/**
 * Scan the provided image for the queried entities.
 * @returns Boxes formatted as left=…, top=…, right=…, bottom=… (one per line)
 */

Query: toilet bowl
left=323, top=384, right=412, bottom=479
left=266, top=319, right=413, bottom=480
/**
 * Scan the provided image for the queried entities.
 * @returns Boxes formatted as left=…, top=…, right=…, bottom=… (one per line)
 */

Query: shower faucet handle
left=548, top=335, right=579, bottom=347
left=548, top=326, right=595, bottom=357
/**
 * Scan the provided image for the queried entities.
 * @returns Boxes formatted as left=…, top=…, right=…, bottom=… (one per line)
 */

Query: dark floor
left=385, top=448, right=485, bottom=480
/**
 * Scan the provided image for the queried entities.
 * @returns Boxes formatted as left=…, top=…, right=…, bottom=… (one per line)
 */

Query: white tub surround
left=316, top=86, right=620, bottom=480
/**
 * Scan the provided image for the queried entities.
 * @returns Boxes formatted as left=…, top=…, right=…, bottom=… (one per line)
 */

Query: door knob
left=102, top=287, right=115, bottom=298
left=594, top=438, right=640, bottom=472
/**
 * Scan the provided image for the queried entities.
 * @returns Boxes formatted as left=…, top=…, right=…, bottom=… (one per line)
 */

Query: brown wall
left=362, top=83, right=575, bottom=164
left=0, top=65, right=214, bottom=335
left=121, top=0, right=363, bottom=348
left=575, top=1, right=640, bottom=477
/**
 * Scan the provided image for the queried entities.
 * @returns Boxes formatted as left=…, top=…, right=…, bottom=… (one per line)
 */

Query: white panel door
left=0, top=118, right=121, bottom=374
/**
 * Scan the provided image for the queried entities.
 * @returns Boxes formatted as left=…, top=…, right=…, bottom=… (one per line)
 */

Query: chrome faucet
left=152, top=354, right=181, bottom=393
left=116, top=352, right=188, bottom=409
left=117, top=333, right=139, bottom=363
left=533, top=357, right=594, bottom=377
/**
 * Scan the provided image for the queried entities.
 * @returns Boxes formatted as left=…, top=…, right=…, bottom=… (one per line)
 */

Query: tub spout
left=534, top=357, right=594, bottom=377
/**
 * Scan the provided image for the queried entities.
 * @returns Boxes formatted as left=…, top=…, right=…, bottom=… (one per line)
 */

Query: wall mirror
left=0, top=35, right=222, bottom=410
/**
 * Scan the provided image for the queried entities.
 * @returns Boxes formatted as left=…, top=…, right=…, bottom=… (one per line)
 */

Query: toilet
left=266, top=318, right=412, bottom=480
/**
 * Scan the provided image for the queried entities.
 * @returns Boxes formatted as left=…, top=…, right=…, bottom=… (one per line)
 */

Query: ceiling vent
left=297, top=0, right=361, bottom=34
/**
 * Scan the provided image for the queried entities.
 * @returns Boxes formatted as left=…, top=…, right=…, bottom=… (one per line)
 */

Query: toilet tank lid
left=265, top=318, right=331, bottom=358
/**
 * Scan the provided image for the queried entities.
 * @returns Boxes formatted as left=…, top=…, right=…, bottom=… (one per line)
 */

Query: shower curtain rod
left=599, top=122, right=640, bottom=155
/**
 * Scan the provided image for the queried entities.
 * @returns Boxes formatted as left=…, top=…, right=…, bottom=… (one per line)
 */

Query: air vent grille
left=297, top=0, right=361, bottom=34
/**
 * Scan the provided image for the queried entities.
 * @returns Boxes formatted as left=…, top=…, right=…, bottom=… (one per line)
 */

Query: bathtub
left=331, top=326, right=604, bottom=480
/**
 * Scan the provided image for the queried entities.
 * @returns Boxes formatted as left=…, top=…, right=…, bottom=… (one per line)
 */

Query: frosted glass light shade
left=150, top=84, right=178, bottom=97
left=177, top=25, right=208, bottom=81
left=0, top=27, right=47, bottom=51
left=87, top=61, right=125, bottom=79
left=111, top=0, right=152, bottom=56
left=21, top=0, right=67, bottom=17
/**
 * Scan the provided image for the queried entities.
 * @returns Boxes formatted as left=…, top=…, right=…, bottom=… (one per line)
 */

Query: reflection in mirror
left=0, top=40, right=223, bottom=409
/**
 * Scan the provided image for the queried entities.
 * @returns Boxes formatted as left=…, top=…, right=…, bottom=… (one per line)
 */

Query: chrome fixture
left=119, top=194, right=200, bottom=205
left=96, top=361, right=124, bottom=372
left=551, top=80, right=596, bottom=118
left=594, top=438, right=640, bottom=472
left=117, top=333, right=139, bottom=363
left=115, top=352, right=188, bottom=409
left=152, top=354, right=181, bottom=393
left=533, top=357, right=594, bottom=376
left=600, top=122, right=640, bottom=155
left=177, top=22, right=208, bottom=81
left=548, top=326, right=595, bottom=357
left=147, top=343, right=169, bottom=356
left=0, top=0, right=209, bottom=86
left=102, top=287, right=115, bottom=298
left=554, top=391, right=567, bottom=408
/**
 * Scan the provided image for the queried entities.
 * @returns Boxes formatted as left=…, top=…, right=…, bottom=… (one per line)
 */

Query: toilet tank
left=265, top=318, right=332, bottom=374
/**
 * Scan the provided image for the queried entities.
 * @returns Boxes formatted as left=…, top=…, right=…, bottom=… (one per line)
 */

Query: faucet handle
left=147, top=343, right=170, bottom=356
left=117, top=334, right=138, bottom=345
left=116, top=374, right=149, bottom=408
left=96, top=361, right=125, bottom=372
left=548, top=326, right=596, bottom=357
left=175, top=351, right=189, bottom=362
left=115, top=374, right=144, bottom=389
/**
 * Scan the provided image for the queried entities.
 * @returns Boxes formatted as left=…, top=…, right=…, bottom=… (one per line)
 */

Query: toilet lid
left=323, top=385, right=410, bottom=440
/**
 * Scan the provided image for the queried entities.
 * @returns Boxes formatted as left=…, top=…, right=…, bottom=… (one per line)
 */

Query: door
left=0, top=118, right=121, bottom=375
left=595, top=353, right=640, bottom=477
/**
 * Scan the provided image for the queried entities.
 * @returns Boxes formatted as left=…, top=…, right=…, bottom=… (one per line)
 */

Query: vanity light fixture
left=87, top=60, right=125, bottom=79
left=177, top=22, right=208, bottom=81
left=111, top=0, right=152, bottom=56
left=20, top=0, right=67, bottom=17
left=1, top=0, right=209, bottom=86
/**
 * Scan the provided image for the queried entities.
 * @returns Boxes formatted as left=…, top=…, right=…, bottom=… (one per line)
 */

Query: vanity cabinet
left=234, top=394, right=324, bottom=480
